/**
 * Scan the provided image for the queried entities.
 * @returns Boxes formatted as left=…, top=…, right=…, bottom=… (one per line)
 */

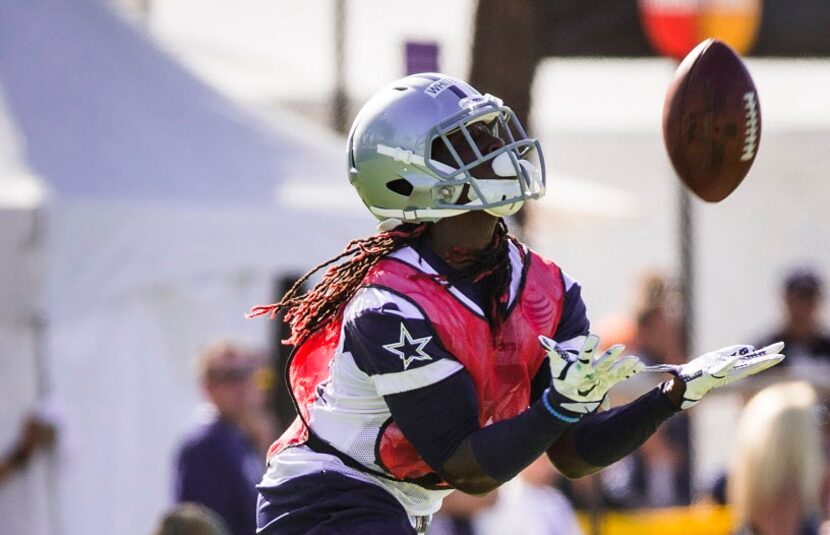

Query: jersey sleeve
left=342, top=286, right=464, bottom=396
left=530, top=272, right=590, bottom=402
left=552, top=271, right=590, bottom=342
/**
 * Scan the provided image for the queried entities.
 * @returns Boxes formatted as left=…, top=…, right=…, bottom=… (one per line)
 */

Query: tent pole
left=679, top=186, right=695, bottom=358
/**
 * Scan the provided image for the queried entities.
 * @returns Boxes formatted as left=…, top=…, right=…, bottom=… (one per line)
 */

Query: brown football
left=663, top=39, right=761, bottom=202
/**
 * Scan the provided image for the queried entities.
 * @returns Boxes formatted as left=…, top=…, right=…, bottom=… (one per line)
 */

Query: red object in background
left=640, top=0, right=699, bottom=60
left=639, top=0, right=762, bottom=59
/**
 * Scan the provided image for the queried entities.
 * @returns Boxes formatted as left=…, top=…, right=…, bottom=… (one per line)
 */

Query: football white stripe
left=741, top=91, right=759, bottom=162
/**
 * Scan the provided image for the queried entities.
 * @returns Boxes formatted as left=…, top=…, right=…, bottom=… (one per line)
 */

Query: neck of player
left=426, top=211, right=499, bottom=268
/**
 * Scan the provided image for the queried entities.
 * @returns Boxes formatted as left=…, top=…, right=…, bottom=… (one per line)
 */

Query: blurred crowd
left=171, top=341, right=277, bottom=535
left=425, top=265, right=830, bottom=535
left=6, top=265, right=827, bottom=535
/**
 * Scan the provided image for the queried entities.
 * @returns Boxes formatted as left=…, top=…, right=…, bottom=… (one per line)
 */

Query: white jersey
left=262, top=246, right=484, bottom=516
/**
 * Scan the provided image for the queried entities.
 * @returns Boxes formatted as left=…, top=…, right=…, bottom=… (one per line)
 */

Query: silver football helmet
left=347, top=73, right=546, bottom=227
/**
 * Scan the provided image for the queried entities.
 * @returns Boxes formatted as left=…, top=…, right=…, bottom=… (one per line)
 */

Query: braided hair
left=249, top=219, right=520, bottom=346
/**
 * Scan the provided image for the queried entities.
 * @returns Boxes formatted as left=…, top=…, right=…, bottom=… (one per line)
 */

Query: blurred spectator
left=597, top=271, right=684, bottom=366
left=153, top=502, right=230, bottom=535
left=474, top=455, right=583, bottom=535
left=428, top=491, right=497, bottom=535
left=757, top=267, right=830, bottom=375
left=598, top=424, right=689, bottom=509
left=630, top=273, right=684, bottom=366
left=728, top=381, right=824, bottom=535
left=0, top=412, right=57, bottom=485
left=173, top=341, right=274, bottom=535
left=593, top=272, right=691, bottom=509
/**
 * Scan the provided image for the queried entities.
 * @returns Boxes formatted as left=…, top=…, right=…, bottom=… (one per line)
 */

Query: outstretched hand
left=540, top=334, right=644, bottom=420
left=645, top=342, right=785, bottom=409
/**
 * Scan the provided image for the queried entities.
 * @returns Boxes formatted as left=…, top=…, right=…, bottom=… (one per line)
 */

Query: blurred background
left=1, top=1, right=829, bottom=534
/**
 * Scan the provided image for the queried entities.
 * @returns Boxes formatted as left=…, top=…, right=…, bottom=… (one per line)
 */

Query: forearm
left=386, top=369, right=576, bottom=495
left=440, top=395, right=572, bottom=494
left=548, top=379, right=682, bottom=478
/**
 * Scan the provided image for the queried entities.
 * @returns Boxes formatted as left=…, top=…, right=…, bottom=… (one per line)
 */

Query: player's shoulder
left=522, top=243, right=559, bottom=272
left=341, top=279, right=462, bottom=385
left=344, top=284, right=427, bottom=325
left=522, top=244, right=582, bottom=292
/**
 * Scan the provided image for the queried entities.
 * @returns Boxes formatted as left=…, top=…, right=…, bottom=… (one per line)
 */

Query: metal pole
left=332, top=0, right=348, bottom=133
left=679, top=185, right=695, bottom=358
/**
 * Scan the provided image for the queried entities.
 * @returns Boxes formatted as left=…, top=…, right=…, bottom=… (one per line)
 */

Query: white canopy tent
left=0, top=1, right=372, bottom=534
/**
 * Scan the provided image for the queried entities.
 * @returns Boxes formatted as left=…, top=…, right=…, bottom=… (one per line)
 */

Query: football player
left=251, top=73, right=785, bottom=534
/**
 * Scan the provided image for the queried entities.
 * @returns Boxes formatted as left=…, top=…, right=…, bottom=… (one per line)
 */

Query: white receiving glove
left=645, top=342, right=786, bottom=409
left=539, top=334, right=645, bottom=421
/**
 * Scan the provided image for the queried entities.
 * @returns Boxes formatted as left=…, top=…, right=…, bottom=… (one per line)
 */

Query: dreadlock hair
left=249, top=218, right=519, bottom=346
left=248, top=223, right=429, bottom=345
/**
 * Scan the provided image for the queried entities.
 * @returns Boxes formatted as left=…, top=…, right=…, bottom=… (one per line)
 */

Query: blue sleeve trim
left=541, top=388, right=581, bottom=423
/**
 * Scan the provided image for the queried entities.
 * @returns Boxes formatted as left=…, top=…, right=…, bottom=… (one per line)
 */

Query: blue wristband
left=542, top=388, right=581, bottom=424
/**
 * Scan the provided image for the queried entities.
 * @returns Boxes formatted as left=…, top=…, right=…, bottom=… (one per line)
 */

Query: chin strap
left=377, top=218, right=404, bottom=232
left=370, top=205, right=469, bottom=224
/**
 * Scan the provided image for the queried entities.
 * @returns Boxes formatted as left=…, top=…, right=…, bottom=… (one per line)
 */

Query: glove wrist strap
left=543, top=387, right=596, bottom=422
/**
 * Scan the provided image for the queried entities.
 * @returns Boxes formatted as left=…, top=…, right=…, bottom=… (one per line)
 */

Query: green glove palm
left=540, top=334, right=644, bottom=419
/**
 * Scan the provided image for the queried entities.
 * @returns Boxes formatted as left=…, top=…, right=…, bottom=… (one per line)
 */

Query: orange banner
left=639, top=0, right=762, bottom=58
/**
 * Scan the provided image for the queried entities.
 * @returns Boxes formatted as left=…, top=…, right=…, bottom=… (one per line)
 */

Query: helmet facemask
left=425, top=95, right=546, bottom=218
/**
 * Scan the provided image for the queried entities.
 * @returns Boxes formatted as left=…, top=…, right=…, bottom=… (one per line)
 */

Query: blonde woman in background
left=729, top=381, right=824, bottom=535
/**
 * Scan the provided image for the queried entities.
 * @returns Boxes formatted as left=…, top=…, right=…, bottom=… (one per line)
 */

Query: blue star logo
left=382, top=323, right=433, bottom=370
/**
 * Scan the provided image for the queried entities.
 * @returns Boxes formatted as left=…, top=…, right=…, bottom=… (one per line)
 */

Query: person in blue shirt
left=174, top=341, right=269, bottom=535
